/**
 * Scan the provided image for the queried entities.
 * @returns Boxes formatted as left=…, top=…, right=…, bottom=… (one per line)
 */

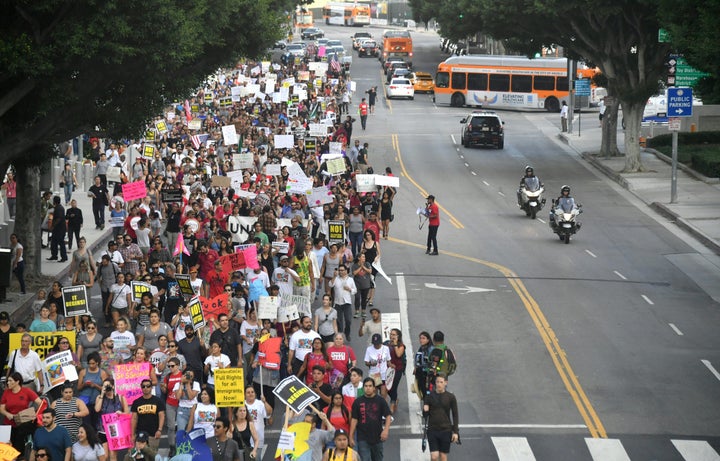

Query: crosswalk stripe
left=492, top=437, right=537, bottom=460
left=400, top=437, right=430, bottom=461
left=585, top=438, right=631, bottom=461
left=672, top=440, right=720, bottom=461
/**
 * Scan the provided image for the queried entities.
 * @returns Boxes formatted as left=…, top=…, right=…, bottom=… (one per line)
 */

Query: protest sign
left=115, top=362, right=151, bottom=405
left=233, top=152, right=254, bottom=170
left=175, top=429, right=212, bottom=459
left=265, top=163, right=281, bottom=176
left=214, top=368, right=245, bottom=407
left=106, top=166, right=121, bottom=183
left=356, top=174, right=376, bottom=193
left=307, top=186, right=334, bottom=207
left=188, top=119, right=203, bottom=130
left=243, top=245, right=260, bottom=270
left=145, top=130, right=156, bottom=142
left=130, top=281, right=152, bottom=303
left=329, top=142, right=343, bottom=156
left=304, top=137, right=316, bottom=154
left=277, top=431, right=296, bottom=451
left=142, top=144, right=155, bottom=159
left=225, top=170, right=244, bottom=191
left=274, top=135, right=295, bottom=149
left=374, top=175, right=400, bottom=188
left=0, top=443, right=20, bottom=461
left=280, top=293, right=309, bottom=316
left=175, top=274, right=195, bottom=297
left=309, top=123, right=328, bottom=137
left=220, top=96, right=232, bottom=107
left=227, top=215, right=257, bottom=244
left=199, top=293, right=230, bottom=323
left=102, top=413, right=133, bottom=451
left=122, top=181, right=147, bottom=201
left=41, top=350, right=78, bottom=390
left=187, top=297, right=205, bottom=330
left=381, top=313, right=402, bottom=342
left=258, top=296, right=280, bottom=320
left=258, top=336, right=282, bottom=370
left=277, top=304, right=299, bottom=323
left=328, top=220, right=346, bottom=244
left=273, top=375, right=320, bottom=413
left=161, top=189, right=183, bottom=203
left=219, top=252, right=246, bottom=275
left=373, top=260, right=392, bottom=285
left=155, top=120, right=168, bottom=134
left=271, top=241, right=289, bottom=255
left=211, top=175, right=231, bottom=188
left=222, top=125, right=239, bottom=146
left=61, top=285, right=89, bottom=317
left=326, top=157, right=346, bottom=175
left=9, top=332, right=76, bottom=360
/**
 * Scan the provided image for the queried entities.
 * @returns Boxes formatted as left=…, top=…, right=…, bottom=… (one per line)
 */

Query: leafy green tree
left=0, top=0, right=294, bottom=278
left=659, top=0, right=720, bottom=103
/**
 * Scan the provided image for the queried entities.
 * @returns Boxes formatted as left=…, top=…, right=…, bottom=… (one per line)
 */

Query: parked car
left=358, top=40, right=379, bottom=57
left=408, top=72, right=435, bottom=93
left=301, top=27, right=325, bottom=40
left=387, top=78, right=415, bottom=100
left=460, top=110, right=505, bottom=149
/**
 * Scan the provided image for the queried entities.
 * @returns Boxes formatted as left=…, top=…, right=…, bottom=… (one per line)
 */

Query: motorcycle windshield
left=557, top=197, right=576, bottom=212
left=523, top=177, right=540, bottom=192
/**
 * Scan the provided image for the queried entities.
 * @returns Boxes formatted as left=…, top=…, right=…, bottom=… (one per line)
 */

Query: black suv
left=301, top=28, right=324, bottom=40
left=460, top=111, right=504, bottom=149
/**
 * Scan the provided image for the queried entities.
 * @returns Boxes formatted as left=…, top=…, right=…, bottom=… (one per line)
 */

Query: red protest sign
left=122, top=181, right=147, bottom=201
left=199, top=293, right=230, bottom=322
left=219, top=252, right=246, bottom=274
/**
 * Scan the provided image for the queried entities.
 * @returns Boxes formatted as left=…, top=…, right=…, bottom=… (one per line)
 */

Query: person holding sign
left=204, top=342, right=231, bottom=392
left=0, top=372, right=44, bottom=455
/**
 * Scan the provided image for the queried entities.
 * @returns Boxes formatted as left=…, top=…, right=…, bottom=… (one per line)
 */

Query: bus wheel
left=451, top=93, right=465, bottom=107
left=545, top=97, right=560, bottom=112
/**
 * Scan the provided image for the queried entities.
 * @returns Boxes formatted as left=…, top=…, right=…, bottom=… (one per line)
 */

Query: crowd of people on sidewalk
left=1, top=47, right=459, bottom=461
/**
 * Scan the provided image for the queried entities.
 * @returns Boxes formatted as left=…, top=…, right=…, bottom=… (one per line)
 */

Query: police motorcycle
left=518, top=176, right=545, bottom=219
left=549, top=189, right=582, bottom=244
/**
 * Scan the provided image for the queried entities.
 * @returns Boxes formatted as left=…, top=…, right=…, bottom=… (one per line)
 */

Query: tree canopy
left=0, top=0, right=296, bottom=166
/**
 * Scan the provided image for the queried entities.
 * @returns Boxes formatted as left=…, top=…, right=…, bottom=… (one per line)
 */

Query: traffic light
left=459, top=13, right=463, bottom=19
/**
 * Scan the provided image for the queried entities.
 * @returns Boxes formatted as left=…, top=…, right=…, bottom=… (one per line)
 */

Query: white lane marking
left=450, top=134, right=457, bottom=145
left=614, top=271, right=627, bottom=280
left=483, top=180, right=490, bottom=186
left=641, top=294, right=655, bottom=305
left=702, top=360, right=720, bottom=382
left=585, top=250, right=597, bottom=258
left=585, top=438, right=631, bottom=461
left=400, top=437, right=430, bottom=461
left=471, top=171, right=477, bottom=176
left=537, top=218, right=546, bottom=224
left=398, top=274, right=421, bottom=434
left=492, top=437, right=537, bottom=460
left=464, top=162, right=469, bottom=167
left=459, top=155, right=464, bottom=159
left=498, top=191, right=505, bottom=197
left=672, top=439, right=720, bottom=460
left=668, top=323, right=684, bottom=336
left=267, top=423, right=587, bottom=434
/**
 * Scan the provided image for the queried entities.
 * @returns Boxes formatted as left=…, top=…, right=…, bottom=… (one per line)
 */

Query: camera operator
left=95, top=378, right=129, bottom=460
left=172, top=370, right=200, bottom=441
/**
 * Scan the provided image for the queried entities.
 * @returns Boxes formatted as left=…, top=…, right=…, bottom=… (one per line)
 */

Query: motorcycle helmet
left=561, top=185, right=571, bottom=194
left=525, top=166, right=534, bottom=175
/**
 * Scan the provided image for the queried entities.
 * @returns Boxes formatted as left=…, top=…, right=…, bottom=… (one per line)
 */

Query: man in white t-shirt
left=7, top=333, right=44, bottom=393
left=364, top=334, right=391, bottom=399
left=272, top=255, right=300, bottom=296
left=172, top=370, right=201, bottom=438
left=287, top=315, right=321, bottom=377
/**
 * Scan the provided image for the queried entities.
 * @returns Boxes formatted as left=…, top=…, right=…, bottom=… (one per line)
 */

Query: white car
left=387, top=78, right=414, bottom=100
left=286, top=44, right=305, bottom=58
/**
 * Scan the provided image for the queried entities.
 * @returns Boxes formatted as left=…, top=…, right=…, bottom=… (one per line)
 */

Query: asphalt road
left=275, top=24, right=720, bottom=460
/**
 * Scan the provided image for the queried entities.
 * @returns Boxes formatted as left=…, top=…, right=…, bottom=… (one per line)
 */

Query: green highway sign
left=667, top=54, right=710, bottom=87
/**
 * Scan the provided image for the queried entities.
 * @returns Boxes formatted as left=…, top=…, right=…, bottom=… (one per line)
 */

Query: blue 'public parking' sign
left=667, top=87, right=693, bottom=117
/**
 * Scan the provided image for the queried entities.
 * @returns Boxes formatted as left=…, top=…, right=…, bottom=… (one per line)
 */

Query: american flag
left=190, top=133, right=209, bottom=150
left=329, top=54, right=341, bottom=73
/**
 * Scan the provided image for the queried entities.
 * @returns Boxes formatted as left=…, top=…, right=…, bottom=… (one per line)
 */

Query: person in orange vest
left=358, top=98, right=369, bottom=130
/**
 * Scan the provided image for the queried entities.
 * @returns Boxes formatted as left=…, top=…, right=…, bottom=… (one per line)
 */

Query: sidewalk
left=4, top=182, right=112, bottom=322
left=558, top=123, right=720, bottom=255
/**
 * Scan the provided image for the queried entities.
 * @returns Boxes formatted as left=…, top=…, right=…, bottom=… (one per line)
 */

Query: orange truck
left=381, top=30, right=413, bottom=67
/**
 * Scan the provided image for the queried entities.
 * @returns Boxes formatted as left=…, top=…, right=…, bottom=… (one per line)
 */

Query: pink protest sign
left=114, top=362, right=150, bottom=405
left=122, top=181, right=147, bottom=201
left=102, top=413, right=133, bottom=451
left=243, top=245, right=260, bottom=270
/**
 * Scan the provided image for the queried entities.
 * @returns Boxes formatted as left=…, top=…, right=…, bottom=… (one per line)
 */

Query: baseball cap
left=136, top=431, right=149, bottom=442
left=369, top=307, right=380, bottom=314
left=334, top=429, right=349, bottom=439
left=371, top=333, right=382, bottom=345
left=280, top=255, right=289, bottom=261
left=426, top=194, right=435, bottom=200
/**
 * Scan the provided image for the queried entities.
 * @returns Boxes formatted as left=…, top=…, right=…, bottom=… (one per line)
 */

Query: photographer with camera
left=173, top=369, right=200, bottom=442
left=94, top=378, right=129, bottom=461
left=422, top=373, right=459, bottom=461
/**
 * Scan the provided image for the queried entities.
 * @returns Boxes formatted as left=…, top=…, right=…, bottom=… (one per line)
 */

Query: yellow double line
left=392, top=133, right=464, bottom=229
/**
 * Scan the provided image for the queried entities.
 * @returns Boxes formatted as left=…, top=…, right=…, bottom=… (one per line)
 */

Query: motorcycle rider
left=549, top=185, right=580, bottom=228
left=517, top=166, right=543, bottom=207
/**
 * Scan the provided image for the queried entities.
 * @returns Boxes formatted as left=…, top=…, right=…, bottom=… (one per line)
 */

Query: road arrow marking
left=424, top=283, right=495, bottom=294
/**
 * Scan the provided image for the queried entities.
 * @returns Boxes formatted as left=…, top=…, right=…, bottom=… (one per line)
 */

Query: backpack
left=429, top=344, right=457, bottom=376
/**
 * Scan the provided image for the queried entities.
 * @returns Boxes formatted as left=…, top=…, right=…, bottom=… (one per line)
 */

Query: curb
left=12, top=229, right=113, bottom=325
left=650, top=202, right=720, bottom=255
left=580, top=152, right=634, bottom=195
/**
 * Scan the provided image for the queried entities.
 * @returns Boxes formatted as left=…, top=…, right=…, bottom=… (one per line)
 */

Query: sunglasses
left=168, top=364, right=177, bottom=368
left=59, top=341, right=69, bottom=345
left=37, top=454, right=48, bottom=459
left=141, top=384, right=152, bottom=389
left=169, top=344, right=177, bottom=347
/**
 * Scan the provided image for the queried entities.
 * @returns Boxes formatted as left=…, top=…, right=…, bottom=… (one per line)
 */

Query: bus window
left=467, top=73, right=488, bottom=91
left=489, top=74, right=510, bottom=92
left=451, top=73, right=467, bottom=90
left=557, top=77, right=569, bottom=91
left=511, top=75, right=532, bottom=93
left=435, top=72, right=449, bottom=88
left=533, top=76, right=555, bottom=91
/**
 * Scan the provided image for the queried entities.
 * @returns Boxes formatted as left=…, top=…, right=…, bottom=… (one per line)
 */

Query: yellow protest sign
left=0, top=442, right=21, bottom=461
left=143, top=144, right=155, bottom=159
left=214, top=368, right=245, bottom=407
left=9, top=332, right=76, bottom=360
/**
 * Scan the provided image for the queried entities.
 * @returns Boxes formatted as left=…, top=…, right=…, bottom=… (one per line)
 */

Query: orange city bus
left=322, top=2, right=371, bottom=26
left=434, top=55, right=571, bottom=111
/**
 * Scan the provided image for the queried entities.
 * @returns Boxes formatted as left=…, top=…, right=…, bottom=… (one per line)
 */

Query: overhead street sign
left=667, top=87, right=693, bottom=117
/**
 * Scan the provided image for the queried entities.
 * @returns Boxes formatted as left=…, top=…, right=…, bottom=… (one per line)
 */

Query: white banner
left=307, top=186, right=334, bottom=207
left=274, top=135, right=295, bottom=149
left=356, top=174, right=376, bottom=193
left=222, top=125, right=239, bottom=146
left=233, top=153, right=254, bottom=170
left=265, top=163, right=281, bottom=176
left=374, top=175, right=400, bottom=187
left=227, top=215, right=257, bottom=243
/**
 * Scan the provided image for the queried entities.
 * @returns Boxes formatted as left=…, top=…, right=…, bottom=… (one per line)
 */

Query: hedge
left=647, top=132, right=720, bottom=178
